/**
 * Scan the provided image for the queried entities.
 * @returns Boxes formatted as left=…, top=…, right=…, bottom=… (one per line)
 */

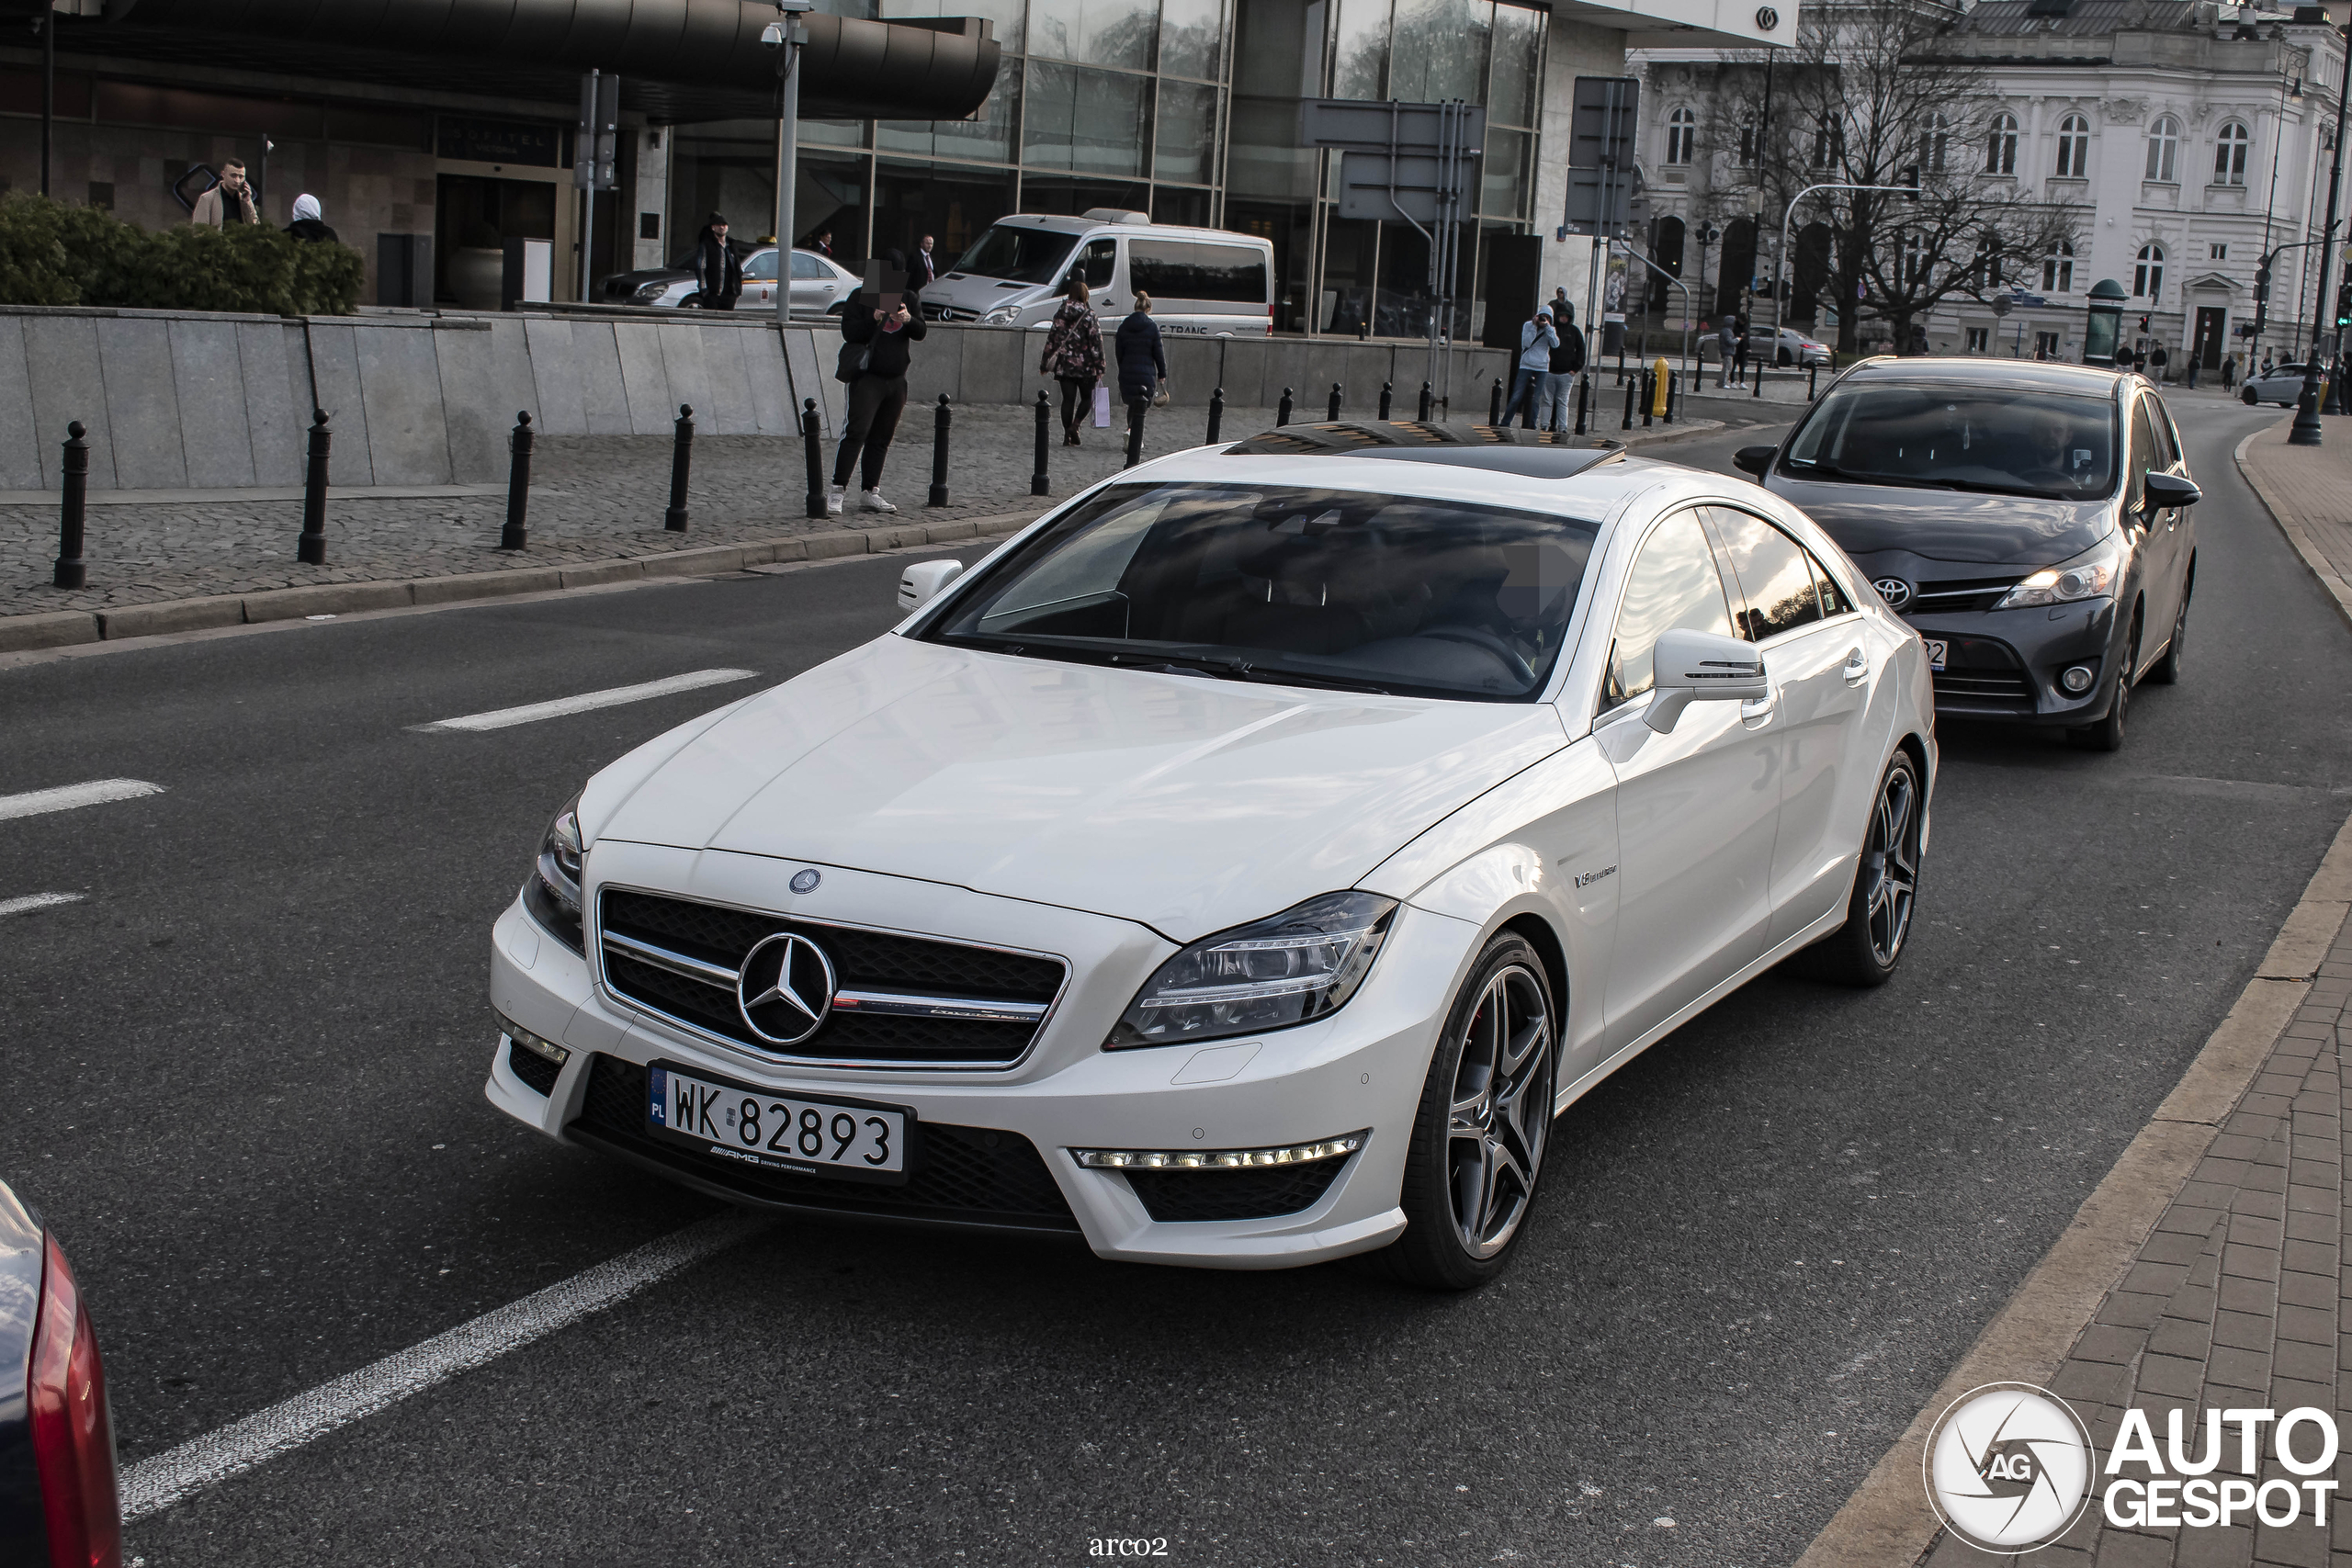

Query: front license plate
left=647, top=1064, right=911, bottom=1185
left=1924, top=638, right=1949, bottom=671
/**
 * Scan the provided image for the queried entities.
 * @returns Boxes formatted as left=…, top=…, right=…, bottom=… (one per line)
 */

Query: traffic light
left=1898, top=164, right=1921, bottom=199
left=2139, top=314, right=2152, bottom=333
left=2336, top=279, right=2352, bottom=330
left=2254, top=259, right=2271, bottom=306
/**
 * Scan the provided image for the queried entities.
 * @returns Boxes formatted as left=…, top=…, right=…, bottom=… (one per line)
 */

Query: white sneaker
left=860, top=489, right=898, bottom=513
left=825, top=486, right=845, bottom=516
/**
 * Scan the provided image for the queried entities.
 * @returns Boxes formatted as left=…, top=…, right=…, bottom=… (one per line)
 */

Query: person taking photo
left=829, top=252, right=926, bottom=515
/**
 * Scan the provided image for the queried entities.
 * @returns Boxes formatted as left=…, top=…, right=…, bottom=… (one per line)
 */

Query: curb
left=2234, top=422, right=2352, bottom=634
left=0, top=511, right=1045, bottom=656
left=1794, top=811, right=2352, bottom=1568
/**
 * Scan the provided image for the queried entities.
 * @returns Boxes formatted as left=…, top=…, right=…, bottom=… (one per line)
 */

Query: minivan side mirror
left=1732, top=446, right=1777, bottom=478
left=1645, top=628, right=1770, bottom=733
left=2142, top=472, right=2201, bottom=512
left=898, top=559, right=964, bottom=612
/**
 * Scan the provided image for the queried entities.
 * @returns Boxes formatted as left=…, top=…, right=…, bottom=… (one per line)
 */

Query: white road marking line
left=0, top=892, right=85, bottom=916
left=412, top=668, right=761, bottom=733
left=0, top=779, right=164, bottom=822
left=119, top=1211, right=771, bottom=1521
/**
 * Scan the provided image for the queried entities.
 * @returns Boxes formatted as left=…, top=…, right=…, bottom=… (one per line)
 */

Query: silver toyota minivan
left=922, top=210, right=1274, bottom=337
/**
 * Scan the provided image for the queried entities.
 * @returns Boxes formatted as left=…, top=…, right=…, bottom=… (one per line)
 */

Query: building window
left=2055, top=114, right=2090, bottom=177
left=1811, top=116, right=1842, bottom=170
left=2042, top=238, right=2074, bottom=294
left=1925, top=113, right=1951, bottom=173
left=2144, top=115, right=2178, bottom=182
left=2133, top=242, right=2165, bottom=300
left=1965, top=326, right=1989, bottom=353
left=1985, top=112, right=2018, bottom=175
left=2214, top=120, right=2250, bottom=185
left=1975, top=232, right=2005, bottom=288
left=1901, top=232, right=1931, bottom=288
left=2035, top=330, right=2061, bottom=358
left=2210, top=242, right=2228, bottom=260
left=1666, top=107, right=1697, bottom=166
left=1737, top=124, right=1758, bottom=166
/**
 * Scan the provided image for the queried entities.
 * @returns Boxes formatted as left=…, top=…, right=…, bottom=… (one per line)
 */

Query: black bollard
left=1327, top=382, right=1342, bottom=421
left=664, top=403, right=694, bottom=532
left=53, top=420, right=87, bottom=590
left=1277, top=387, right=1293, bottom=426
left=928, top=393, right=952, bottom=507
left=1032, top=389, right=1051, bottom=496
left=1808, top=362, right=1820, bottom=400
left=1125, top=395, right=1148, bottom=467
left=298, top=408, right=331, bottom=566
left=502, top=411, right=533, bottom=550
left=1378, top=380, right=1392, bottom=419
left=802, top=399, right=827, bottom=519
left=1417, top=381, right=1432, bottom=420
left=1207, top=386, right=1225, bottom=444
left=1575, top=373, right=1590, bottom=435
left=1642, top=369, right=1654, bottom=428
left=1488, top=377, right=1503, bottom=425
left=1620, top=377, right=1635, bottom=432
left=1664, top=371, right=1676, bottom=425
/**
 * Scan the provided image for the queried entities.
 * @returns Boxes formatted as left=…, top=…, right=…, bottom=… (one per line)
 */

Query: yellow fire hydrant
left=1651, top=357, right=1671, bottom=418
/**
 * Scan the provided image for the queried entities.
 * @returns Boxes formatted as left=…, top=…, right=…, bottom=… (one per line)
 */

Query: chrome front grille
left=1906, top=577, right=2021, bottom=616
left=597, top=888, right=1066, bottom=1068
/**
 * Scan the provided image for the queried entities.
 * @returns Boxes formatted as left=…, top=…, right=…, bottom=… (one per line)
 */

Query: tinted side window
left=1807, top=549, right=1853, bottom=616
left=1128, top=241, right=1271, bottom=304
left=791, top=251, right=828, bottom=278
left=1601, top=510, right=1736, bottom=710
left=2143, top=395, right=2179, bottom=467
left=1707, top=507, right=1826, bottom=640
left=2128, top=401, right=2158, bottom=511
left=1080, top=238, right=1117, bottom=288
left=742, top=252, right=779, bottom=281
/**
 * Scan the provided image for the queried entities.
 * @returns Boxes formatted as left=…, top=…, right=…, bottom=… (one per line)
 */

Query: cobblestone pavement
left=0, top=400, right=1718, bottom=618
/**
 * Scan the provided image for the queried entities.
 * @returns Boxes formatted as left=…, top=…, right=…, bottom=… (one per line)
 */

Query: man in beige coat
left=190, top=161, right=257, bottom=227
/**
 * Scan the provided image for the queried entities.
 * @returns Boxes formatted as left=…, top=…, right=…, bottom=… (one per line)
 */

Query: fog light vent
left=2060, top=664, right=2096, bottom=694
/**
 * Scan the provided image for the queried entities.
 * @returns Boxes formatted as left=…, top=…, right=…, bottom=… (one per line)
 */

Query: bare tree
left=1713, top=0, right=2075, bottom=355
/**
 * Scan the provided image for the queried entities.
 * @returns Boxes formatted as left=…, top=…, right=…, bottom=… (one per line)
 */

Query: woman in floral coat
left=1039, top=277, right=1106, bottom=446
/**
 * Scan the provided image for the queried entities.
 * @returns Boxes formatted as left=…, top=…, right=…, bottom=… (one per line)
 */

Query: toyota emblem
left=1756, top=6, right=1780, bottom=28
left=1873, top=577, right=1913, bottom=609
left=736, top=931, right=836, bottom=1046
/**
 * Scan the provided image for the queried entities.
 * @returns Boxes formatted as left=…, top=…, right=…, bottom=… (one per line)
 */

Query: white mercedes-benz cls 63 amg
left=485, top=419, right=1935, bottom=1289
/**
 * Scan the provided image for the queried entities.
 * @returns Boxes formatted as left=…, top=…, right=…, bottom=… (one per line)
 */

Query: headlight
left=632, top=282, right=669, bottom=302
left=1994, top=535, right=2122, bottom=609
left=520, top=794, right=585, bottom=953
left=981, top=306, right=1019, bottom=325
left=1105, top=892, right=1398, bottom=1049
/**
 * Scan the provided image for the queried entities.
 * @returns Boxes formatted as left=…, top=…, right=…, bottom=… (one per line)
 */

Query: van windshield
left=956, top=225, right=1079, bottom=285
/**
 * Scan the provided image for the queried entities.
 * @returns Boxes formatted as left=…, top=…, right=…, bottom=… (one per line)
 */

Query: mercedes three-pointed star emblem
left=736, top=931, right=837, bottom=1046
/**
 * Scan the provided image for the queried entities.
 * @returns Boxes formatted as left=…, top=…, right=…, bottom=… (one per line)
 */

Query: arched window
left=2055, top=114, right=2091, bottom=177
left=1925, top=113, right=1951, bottom=173
left=2214, top=120, right=2250, bottom=185
left=1812, top=116, right=1842, bottom=170
left=1985, top=112, right=2018, bottom=175
left=2042, top=238, right=2074, bottom=293
left=1902, top=232, right=1932, bottom=288
left=1976, top=233, right=2005, bottom=288
left=2133, top=242, right=2165, bottom=299
left=1666, top=107, right=1697, bottom=165
left=2144, top=115, right=2179, bottom=182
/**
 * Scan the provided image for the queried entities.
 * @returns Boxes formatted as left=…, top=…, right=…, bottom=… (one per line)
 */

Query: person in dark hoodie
left=1114, top=291, right=1168, bottom=421
left=829, top=249, right=927, bottom=515
left=693, top=213, right=742, bottom=311
left=283, top=194, right=337, bottom=244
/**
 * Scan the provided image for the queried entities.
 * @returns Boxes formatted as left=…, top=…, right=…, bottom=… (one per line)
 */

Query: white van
left=921, top=210, right=1273, bottom=337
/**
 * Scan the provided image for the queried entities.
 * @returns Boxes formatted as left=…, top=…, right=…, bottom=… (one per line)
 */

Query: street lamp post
left=2290, top=19, right=2350, bottom=446
left=766, top=0, right=814, bottom=325
left=1766, top=177, right=1920, bottom=399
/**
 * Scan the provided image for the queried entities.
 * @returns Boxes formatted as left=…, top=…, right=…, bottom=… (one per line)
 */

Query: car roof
left=1834, top=355, right=2133, bottom=400
left=971, top=213, right=1271, bottom=246
left=1221, top=420, right=1628, bottom=479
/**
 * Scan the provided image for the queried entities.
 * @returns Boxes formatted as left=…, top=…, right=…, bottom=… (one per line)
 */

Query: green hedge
left=0, top=194, right=364, bottom=316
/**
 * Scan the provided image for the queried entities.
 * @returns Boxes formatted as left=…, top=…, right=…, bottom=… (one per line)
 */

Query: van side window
left=1128, top=241, right=1271, bottom=304
left=1080, top=239, right=1117, bottom=289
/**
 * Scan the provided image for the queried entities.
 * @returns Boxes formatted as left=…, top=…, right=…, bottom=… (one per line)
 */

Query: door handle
left=1842, top=646, right=1868, bottom=686
left=1740, top=688, right=1778, bottom=723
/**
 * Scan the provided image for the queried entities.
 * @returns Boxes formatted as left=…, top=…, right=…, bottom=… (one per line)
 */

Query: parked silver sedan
left=631, top=247, right=859, bottom=315
left=2240, top=361, right=2322, bottom=407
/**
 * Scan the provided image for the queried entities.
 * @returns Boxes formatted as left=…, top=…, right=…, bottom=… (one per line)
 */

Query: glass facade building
left=666, top=0, right=1546, bottom=337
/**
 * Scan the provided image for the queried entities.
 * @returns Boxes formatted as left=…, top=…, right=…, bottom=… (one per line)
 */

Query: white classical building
left=1629, top=0, right=2349, bottom=376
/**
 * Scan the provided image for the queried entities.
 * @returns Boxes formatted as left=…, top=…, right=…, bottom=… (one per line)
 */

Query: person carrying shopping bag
left=827, top=252, right=926, bottom=516
left=1115, top=292, right=1169, bottom=422
left=1041, top=276, right=1106, bottom=446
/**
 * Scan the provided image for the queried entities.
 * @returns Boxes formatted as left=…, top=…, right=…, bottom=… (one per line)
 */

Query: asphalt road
left=2, top=396, right=2344, bottom=1567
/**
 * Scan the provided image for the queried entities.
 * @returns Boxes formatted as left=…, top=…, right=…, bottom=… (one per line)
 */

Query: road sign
left=1337, top=151, right=1480, bottom=224
left=1566, top=76, right=1638, bottom=171
left=1298, top=98, right=1487, bottom=154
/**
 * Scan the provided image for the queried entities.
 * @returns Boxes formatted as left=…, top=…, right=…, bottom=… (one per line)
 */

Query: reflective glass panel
left=1387, top=0, right=1490, bottom=104
left=1159, top=0, right=1224, bottom=80
left=1331, top=0, right=1390, bottom=98
left=881, top=0, right=1025, bottom=51
left=1154, top=81, right=1221, bottom=185
left=876, top=63, right=1017, bottom=161
left=1488, top=3, right=1541, bottom=126
left=1031, top=0, right=1159, bottom=69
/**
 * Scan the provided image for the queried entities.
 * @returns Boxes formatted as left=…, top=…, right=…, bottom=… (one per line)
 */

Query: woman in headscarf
left=284, top=195, right=337, bottom=244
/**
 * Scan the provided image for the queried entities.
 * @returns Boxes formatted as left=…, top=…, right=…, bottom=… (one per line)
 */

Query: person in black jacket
left=830, top=252, right=927, bottom=515
left=694, top=213, right=742, bottom=311
left=1114, top=292, right=1168, bottom=420
left=1540, top=301, right=1586, bottom=432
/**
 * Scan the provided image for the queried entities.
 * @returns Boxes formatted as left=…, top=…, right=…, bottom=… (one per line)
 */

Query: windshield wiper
left=1908, top=477, right=2071, bottom=500
left=1783, top=461, right=1944, bottom=491
left=1115, top=650, right=1395, bottom=696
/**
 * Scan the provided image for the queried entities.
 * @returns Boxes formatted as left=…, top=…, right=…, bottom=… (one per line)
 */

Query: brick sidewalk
left=2238, top=419, right=2352, bottom=629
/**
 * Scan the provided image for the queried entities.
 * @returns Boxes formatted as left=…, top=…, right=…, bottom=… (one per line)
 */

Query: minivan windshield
left=1781, top=384, right=2118, bottom=500
left=921, top=483, right=1599, bottom=702
left=955, top=224, right=1079, bottom=285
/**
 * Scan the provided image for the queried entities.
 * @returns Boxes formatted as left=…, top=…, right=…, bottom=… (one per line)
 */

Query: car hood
left=1770, top=478, right=2115, bottom=564
left=928, top=272, right=1054, bottom=316
left=590, top=635, right=1567, bottom=942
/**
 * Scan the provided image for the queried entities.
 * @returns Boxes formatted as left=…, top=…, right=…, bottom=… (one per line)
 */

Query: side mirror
left=1733, top=445, right=1777, bottom=478
left=1645, top=628, right=1769, bottom=733
left=898, top=559, right=964, bottom=612
left=2143, top=472, right=2200, bottom=512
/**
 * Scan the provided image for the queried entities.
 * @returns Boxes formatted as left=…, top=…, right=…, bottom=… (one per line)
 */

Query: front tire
left=2147, top=570, right=2191, bottom=685
left=1795, top=750, right=1925, bottom=987
left=2068, top=614, right=2140, bottom=752
left=1371, top=934, right=1556, bottom=1291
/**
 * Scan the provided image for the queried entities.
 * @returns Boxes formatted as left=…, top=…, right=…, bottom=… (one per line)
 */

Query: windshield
left=1781, top=384, right=2118, bottom=500
left=921, top=483, right=1599, bottom=702
left=955, top=224, right=1080, bottom=285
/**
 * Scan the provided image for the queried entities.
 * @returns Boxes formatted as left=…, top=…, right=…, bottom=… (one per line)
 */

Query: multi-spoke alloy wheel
left=1374, top=933, right=1557, bottom=1290
left=1797, top=750, right=1927, bottom=988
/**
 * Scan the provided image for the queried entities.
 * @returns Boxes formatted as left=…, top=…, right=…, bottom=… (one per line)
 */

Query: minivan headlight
left=1995, top=535, right=2122, bottom=609
left=521, top=794, right=586, bottom=953
left=981, top=306, right=1019, bottom=325
left=1106, top=892, right=1398, bottom=1048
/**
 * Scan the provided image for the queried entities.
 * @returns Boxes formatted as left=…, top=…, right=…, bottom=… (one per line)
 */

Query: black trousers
left=1057, top=375, right=1096, bottom=433
left=833, top=373, right=908, bottom=490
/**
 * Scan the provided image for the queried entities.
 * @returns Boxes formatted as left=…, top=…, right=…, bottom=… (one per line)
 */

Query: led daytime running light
left=1074, top=1132, right=1366, bottom=1170
left=497, top=1010, right=571, bottom=1066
